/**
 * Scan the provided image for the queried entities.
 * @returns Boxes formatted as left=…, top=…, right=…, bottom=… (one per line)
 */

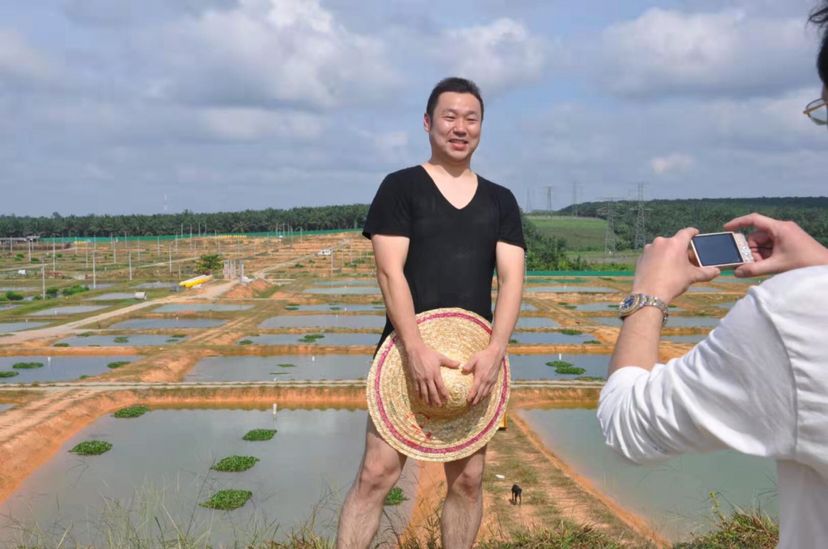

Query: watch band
left=618, top=293, right=669, bottom=326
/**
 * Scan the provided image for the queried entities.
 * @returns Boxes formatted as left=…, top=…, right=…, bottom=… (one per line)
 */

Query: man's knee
left=448, top=461, right=484, bottom=501
left=356, top=455, right=401, bottom=495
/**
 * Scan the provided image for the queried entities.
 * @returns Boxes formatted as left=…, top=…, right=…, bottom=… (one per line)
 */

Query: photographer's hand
left=724, top=213, right=828, bottom=277
left=631, top=227, right=721, bottom=304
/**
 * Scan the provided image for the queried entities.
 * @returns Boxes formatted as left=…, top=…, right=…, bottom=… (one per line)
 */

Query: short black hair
left=425, top=77, right=484, bottom=120
left=809, top=3, right=828, bottom=85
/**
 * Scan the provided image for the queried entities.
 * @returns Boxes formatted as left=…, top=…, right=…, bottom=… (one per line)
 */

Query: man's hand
left=724, top=213, right=828, bottom=277
left=632, top=227, right=721, bottom=303
left=462, top=345, right=505, bottom=406
left=404, top=342, right=460, bottom=407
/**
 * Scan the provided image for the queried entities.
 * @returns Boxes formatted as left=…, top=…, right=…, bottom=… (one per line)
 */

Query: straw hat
left=366, top=308, right=510, bottom=462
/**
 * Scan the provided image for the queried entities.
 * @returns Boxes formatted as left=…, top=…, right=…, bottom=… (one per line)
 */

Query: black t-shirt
left=363, top=165, right=526, bottom=347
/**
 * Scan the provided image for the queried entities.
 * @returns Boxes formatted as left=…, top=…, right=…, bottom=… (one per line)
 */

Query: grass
left=558, top=328, right=582, bottom=335
left=0, top=371, right=20, bottom=378
left=107, top=361, right=131, bottom=369
left=211, top=455, right=260, bottom=472
left=113, top=405, right=149, bottom=418
left=70, top=440, right=113, bottom=455
left=525, top=215, right=608, bottom=251
left=238, top=339, right=254, bottom=345
left=675, top=496, right=779, bottom=549
left=199, top=489, right=252, bottom=510
left=475, top=522, right=624, bottom=548
left=546, top=360, right=587, bottom=375
left=243, top=429, right=277, bottom=441
left=383, top=486, right=407, bottom=506
left=12, top=362, right=44, bottom=369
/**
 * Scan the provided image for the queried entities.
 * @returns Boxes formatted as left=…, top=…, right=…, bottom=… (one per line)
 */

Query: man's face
left=424, top=92, right=482, bottom=163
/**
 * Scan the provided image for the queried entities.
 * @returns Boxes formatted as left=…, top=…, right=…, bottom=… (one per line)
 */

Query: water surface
left=155, top=304, right=253, bottom=313
left=0, top=322, right=48, bottom=333
left=242, top=333, right=379, bottom=346
left=90, top=292, right=140, bottom=301
left=0, top=355, right=133, bottom=383
left=515, top=317, right=560, bottom=329
left=0, top=409, right=415, bottom=546
left=187, top=355, right=371, bottom=382
left=57, top=335, right=183, bottom=347
left=260, top=315, right=385, bottom=330
left=109, top=318, right=225, bottom=330
left=525, top=286, right=618, bottom=294
left=30, top=305, right=106, bottom=316
left=304, top=287, right=380, bottom=295
left=520, top=408, right=777, bottom=541
left=509, top=331, right=594, bottom=345
left=510, top=353, right=609, bottom=379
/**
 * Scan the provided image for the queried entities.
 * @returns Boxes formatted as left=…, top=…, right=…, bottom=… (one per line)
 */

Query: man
left=336, top=77, right=525, bottom=549
left=598, top=8, right=828, bottom=546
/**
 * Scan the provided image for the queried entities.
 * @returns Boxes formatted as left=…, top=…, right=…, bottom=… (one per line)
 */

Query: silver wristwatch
left=618, top=293, right=669, bottom=326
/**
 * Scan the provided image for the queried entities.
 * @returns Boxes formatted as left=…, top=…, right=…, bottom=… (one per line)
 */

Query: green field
left=526, top=215, right=608, bottom=251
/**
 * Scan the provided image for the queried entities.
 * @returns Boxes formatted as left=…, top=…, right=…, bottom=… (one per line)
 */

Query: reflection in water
left=520, top=408, right=777, bottom=541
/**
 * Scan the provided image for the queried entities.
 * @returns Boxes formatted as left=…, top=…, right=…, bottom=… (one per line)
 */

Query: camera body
left=691, top=232, right=755, bottom=269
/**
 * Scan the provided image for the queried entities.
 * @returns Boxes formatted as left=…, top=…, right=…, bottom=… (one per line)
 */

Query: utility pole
left=633, top=182, right=648, bottom=249
left=52, top=239, right=56, bottom=273
left=128, top=249, right=133, bottom=280
left=544, top=185, right=554, bottom=213
left=598, top=197, right=618, bottom=257
left=92, top=252, right=97, bottom=289
left=112, top=233, right=117, bottom=265
left=157, top=235, right=160, bottom=257
left=168, top=243, right=172, bottom=274
left=41, top=265, right=45, bottom=300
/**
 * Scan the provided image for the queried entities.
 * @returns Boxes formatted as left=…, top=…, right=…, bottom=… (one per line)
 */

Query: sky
left=0, top=0, right=826, bottom=216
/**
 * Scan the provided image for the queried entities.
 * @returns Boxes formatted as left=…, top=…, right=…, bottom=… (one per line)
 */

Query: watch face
left=619, top=294, right=640, bottom=314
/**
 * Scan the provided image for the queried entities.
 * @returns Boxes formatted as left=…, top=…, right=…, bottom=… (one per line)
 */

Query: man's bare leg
left=336, top=417, right=407, bottom=549
left=441, top=446, right=486, bottom=549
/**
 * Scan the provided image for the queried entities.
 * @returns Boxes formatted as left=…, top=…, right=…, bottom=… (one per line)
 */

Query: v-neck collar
left=418, top=165, right=480, bottom=211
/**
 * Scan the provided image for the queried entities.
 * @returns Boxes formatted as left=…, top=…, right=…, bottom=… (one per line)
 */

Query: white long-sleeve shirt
left=598, top=265, right=828, bottom=548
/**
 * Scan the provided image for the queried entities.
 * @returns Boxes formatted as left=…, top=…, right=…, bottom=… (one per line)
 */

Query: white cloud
left=651, top=153, right=694, bottom=175
left=151, top=0, right=400, bottom=109
left=599, top=8, right=813, bottom=98
left=197, top=108, right=326, bottom=141
left=0, top=30, right=55, bottom=84
left=438, top=18, right=549, bottom=93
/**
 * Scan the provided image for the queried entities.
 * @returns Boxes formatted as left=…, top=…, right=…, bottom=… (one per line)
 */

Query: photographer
left=598, top=7, right=828, bottom=541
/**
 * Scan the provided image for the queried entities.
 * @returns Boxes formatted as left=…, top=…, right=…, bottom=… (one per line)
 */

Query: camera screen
left=692, top=234, right=742, bottom=266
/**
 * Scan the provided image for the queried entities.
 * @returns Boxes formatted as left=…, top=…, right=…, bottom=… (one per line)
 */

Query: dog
left=511, top=483, right=522, bottom=505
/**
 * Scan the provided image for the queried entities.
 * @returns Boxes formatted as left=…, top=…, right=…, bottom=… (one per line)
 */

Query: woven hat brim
left=366, top=308, right=510, bottom=462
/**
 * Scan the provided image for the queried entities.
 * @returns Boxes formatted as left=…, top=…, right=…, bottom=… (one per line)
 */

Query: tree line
left=559, top=196, right=828, bottom=249
left=0, top=205, right=370, bottom=238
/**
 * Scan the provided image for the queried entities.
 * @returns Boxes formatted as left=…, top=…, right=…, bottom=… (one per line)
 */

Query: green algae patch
left=211, top=455, right=260, bottom=472
left=70, top=440, right=112, bottom=455
left=546, top=360, right=586, bottom=375
left=200, top=489, right=252, bottom=510
left=107, top=361, right=131, bottom=369
left=243, top=429, right=277, bottom=441
left=0, top=371, right=20, bottom=378
left=114, top=405, right=149, bottom=418
left=12, top=362, right=44, bottom=369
